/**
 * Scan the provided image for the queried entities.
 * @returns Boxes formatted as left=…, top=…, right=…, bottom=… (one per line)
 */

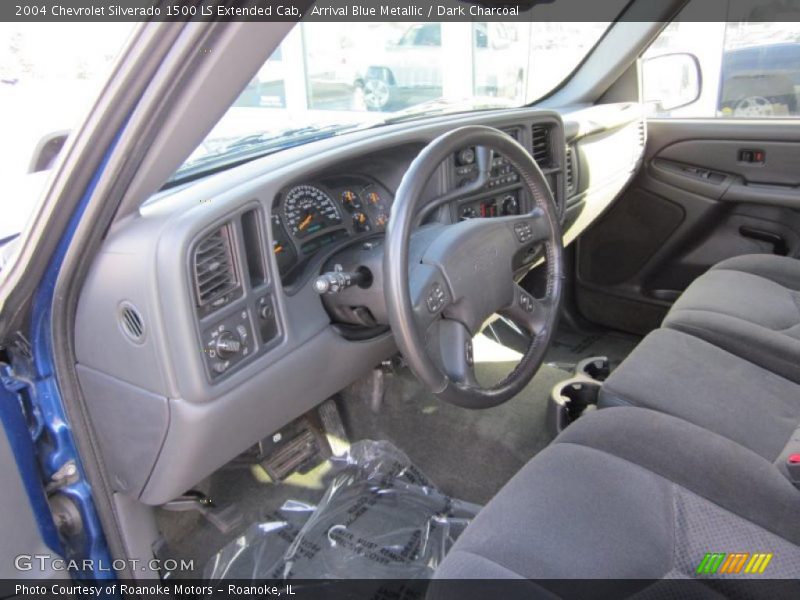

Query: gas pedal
left=318, top=397, right=350, bottom=456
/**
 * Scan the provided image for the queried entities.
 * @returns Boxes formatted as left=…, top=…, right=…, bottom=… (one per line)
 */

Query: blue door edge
left=1, top=131, right=125, bottom=582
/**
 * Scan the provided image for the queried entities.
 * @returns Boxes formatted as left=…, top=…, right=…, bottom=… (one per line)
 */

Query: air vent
left=119, top=302, right=145, bottom=343
left=531, top=125, right=552, bottom=167
left=193, top=225, right=239, bottom=309
left=637, top=120, right=646, bottom=149
left=565, top=146, right=576, bottom=197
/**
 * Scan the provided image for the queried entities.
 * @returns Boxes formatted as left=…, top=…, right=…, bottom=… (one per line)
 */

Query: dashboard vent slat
left=637, top=120, right=646, bottom=149
left=531, top=125, right=552, bottom=167
left=565, top=146, right=576, bottom=197
left=193, top=225, right=238, bottom=308
left=119, top=303, right=145, bottom=343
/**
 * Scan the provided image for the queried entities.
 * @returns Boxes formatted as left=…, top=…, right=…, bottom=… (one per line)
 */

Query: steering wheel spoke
left=500, top=284, right=551, bottom=337
left=427, top=319, right=478, bottom=387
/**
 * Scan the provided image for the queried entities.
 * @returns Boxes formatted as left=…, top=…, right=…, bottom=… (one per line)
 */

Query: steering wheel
left=384, top=126, right=564, bottom=409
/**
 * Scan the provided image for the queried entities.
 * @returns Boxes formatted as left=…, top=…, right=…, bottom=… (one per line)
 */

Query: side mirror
left=642, top=52, right=702, bottom=114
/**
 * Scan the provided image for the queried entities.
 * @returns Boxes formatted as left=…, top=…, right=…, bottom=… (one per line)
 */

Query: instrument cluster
left=271, top=176, right=393, bottom=282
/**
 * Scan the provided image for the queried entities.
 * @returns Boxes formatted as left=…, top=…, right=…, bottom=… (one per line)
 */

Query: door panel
left=575, top=119, right=800, bottom=335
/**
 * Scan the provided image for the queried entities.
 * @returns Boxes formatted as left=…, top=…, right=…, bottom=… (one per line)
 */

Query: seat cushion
left=599, top=328, right=800, bottom=462
left=432, top=408, right=800, bottom=589
left=663, top=254, right=800, bottom=384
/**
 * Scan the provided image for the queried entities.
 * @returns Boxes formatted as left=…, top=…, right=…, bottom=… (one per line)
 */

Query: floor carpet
left=545, top=325, right=640, bottom=371
left=339, top=355, right=570, bottom=505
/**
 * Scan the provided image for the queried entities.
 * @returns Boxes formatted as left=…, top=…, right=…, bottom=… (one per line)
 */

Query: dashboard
left=73, top=104, right=645, bottom=505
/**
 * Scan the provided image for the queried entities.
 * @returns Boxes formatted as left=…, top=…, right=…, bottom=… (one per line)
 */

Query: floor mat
left=545, top=325, right=640, bottom=371
left=204, top=440, right=479, bottom=580
left=340, top=343, right=570, bottom=505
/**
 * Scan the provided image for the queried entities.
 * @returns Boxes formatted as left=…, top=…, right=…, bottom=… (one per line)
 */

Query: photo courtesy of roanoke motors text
left=2, top=0, right=800, bottom=598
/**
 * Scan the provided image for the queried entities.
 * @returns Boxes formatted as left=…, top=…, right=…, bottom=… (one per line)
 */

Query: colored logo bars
left=696, top=552, right=773, bottom=575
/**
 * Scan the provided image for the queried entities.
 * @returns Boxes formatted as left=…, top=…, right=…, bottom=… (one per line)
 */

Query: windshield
left=173, top=21, right=612, bottom=181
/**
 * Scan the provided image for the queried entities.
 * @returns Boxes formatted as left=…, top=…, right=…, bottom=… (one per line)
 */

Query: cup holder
left=575, top=356, right=610, bottom=382
left=547, top=377, right=602, bottom=436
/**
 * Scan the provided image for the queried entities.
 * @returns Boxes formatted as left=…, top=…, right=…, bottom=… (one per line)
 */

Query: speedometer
left=283, top=185, right=341, bottom=240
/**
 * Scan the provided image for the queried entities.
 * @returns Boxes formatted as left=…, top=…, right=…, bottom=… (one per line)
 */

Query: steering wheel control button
left=520, top=292, right=535, bottom=313
left=465, top=340, right=474, bottom=366
left=514, top=222, right=534, bottom=243
left=426, top=282, right=447, bottom=313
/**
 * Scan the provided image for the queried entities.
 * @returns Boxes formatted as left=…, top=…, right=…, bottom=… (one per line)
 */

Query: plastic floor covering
left=204, top=440, right=480, bottom=580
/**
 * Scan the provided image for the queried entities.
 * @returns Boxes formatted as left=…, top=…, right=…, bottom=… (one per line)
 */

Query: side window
left=643, top=20, right=800, bottom=118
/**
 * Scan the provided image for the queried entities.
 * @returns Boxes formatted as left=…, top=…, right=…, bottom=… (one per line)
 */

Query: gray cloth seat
left=663, top=254, right=800, bottom=384
left=599, top=327, right=800, bottom=464
left=432, top=408, right=800, bottom=591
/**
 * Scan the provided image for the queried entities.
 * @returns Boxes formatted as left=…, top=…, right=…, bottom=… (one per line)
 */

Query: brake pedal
left=260, top=428, right=321, bottom=481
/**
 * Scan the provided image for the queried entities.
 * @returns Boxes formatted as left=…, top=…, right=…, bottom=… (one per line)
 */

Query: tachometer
left=283, top=185, right=342, bottom=239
